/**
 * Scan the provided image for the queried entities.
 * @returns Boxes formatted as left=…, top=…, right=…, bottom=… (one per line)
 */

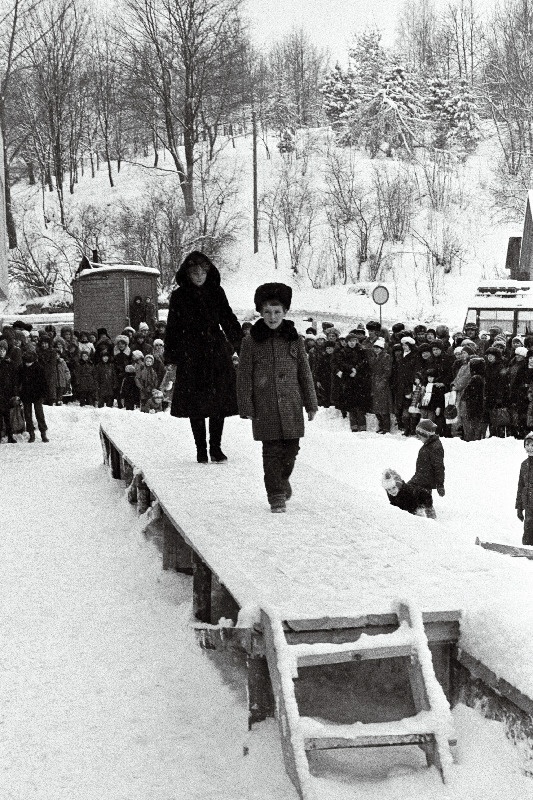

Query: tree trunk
left=0, top=100, right=17, bottom=248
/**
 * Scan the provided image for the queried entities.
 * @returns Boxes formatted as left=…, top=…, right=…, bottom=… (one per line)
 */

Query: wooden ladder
left=261, top=602, right=456, bottom=800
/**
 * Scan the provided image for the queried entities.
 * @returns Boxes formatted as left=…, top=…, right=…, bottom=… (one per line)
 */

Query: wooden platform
left=98, top=414, right=533, bottom=790
left=475, top=537, right=533, bottom=560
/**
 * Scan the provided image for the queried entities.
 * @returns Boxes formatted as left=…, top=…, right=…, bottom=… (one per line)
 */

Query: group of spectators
left=1, top=310, right=530, bottom=444
left=0, top=317, right=171, bottom=442
left=290, top=318, right=533, bottom=441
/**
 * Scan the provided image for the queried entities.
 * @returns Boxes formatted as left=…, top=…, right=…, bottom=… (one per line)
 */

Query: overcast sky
left=244, top=0, right=496, bottom=65
left=244, top=0, right=407, bottom=63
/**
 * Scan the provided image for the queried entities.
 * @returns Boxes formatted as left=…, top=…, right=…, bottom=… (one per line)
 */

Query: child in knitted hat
left=405, top=419, right=445, bottom=518
left=382, top=469, right=434, bottom=517
left=144, top=388, right=165, bottom=414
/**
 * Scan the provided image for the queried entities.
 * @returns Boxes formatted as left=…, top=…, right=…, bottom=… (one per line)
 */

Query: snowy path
left=0, top=406, right=531, bottom=799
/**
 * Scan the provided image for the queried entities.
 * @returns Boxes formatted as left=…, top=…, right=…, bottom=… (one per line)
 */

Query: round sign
left=372, top=285, right=389, bottom=305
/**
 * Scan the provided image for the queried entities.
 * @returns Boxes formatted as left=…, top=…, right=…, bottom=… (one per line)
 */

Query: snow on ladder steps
left=288, top=621, right=416, bottom=668
left=300, top=709, right=444, bottom=744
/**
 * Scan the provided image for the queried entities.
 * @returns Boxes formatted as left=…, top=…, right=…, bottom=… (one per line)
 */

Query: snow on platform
left=99, top=409, right=533, bottom=703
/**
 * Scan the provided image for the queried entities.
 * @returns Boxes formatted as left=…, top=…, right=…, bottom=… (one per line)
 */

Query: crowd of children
left=299, top=319, right=533, bottom=441
left=0, top=317, right=171, bottom=442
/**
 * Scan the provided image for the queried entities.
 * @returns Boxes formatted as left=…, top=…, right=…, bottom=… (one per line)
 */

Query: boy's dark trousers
left=523, top=512, right=533, bottom=546
left=78, top=392, right=95, bottom=406
left=22, top=401, right=47, bottom=435
left=98, top=396, right=114, bottom=408
left=262, top=438, right=300, bottom=505
left=0, top=406, right=13, bottom=440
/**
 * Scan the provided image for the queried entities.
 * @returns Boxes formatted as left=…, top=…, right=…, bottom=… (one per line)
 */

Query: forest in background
left=1, top=0, right=533, bottom=299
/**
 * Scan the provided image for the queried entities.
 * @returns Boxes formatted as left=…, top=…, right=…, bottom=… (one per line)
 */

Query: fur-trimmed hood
left=250, top=318, right=299, bottom=343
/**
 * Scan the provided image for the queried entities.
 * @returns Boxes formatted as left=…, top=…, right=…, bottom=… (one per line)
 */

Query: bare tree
left=372, top=163, right=415, bottom=242
left=123, top=0, right=246, bottom=216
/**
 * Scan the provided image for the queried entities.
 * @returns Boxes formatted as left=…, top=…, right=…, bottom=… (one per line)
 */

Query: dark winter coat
left=0, top=357, right=17, bottom=409
left=393, top=350, right=419, bottom=414
left=135, top=363, right=160, bottom=404
left=331, top=345, right=371, bottom=411
left=95, top=361, right=117, bottom=398
left=368, top=349, right=393, bottom=414
left=431, top=352, right=454, bottom=391
left=484, top=357, right=508, bottom=411
left=129, top=296, right=146, bottom=332
left=75, top=361, right=97, bottom=395
left=516, top=457, right=533, bottom=513
left=237, top=318, right=318, bottom=441
left=18, top=361, right=47, bottom=403
left=387, top=483, right=433, bottom=514
left=164, top=262, right=242, bottom=418
left=38, top=346, right=58, bottom=401
left=461, top=374, right=485, bottom=421
left=408, top=434, right=445, bottom=491
left=113, top=351, right=131, bottom=386
left=120, top=374, right=139, bottom=405
left=314, top=350, right=334, bottom=406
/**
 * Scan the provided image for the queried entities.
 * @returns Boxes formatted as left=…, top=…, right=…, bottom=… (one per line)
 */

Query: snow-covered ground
left=1, top=404, right=532, bottom=798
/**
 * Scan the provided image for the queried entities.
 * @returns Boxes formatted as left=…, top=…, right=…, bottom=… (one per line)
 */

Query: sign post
left=372, top=285, right=389, bottom=327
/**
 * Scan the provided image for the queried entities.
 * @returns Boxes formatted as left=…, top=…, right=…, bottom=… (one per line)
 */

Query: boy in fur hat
left=382, top=469, right=434, bottom=517
left=237, top=282, right=318, bottom=513
left=120, top=364, right=139, bottom=411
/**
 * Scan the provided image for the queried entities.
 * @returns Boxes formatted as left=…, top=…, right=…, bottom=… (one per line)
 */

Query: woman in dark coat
left=164, top=251, right=242, bottom=463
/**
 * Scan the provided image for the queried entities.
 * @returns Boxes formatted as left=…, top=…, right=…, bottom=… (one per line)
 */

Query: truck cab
left=464, top=280, right=533, bottom=336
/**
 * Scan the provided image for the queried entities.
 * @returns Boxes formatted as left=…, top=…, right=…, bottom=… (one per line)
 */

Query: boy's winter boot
left=41, top=433, right=49, bottom=443
left=270, top=495, right=286, bottom=513
left=284, top=480, right=292, bottom=501
left=209, top=416, right=227, bottom=463
left=28, top=432, right=35, bottom=443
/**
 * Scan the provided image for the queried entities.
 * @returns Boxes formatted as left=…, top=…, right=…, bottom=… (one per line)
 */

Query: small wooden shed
left=72, top=259, right=160, bottom=339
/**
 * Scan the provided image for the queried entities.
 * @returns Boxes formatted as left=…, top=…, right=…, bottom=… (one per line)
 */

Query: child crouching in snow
left=237, top=282, right=318, bottom=513
left=382, top=469, right=434, bottom=517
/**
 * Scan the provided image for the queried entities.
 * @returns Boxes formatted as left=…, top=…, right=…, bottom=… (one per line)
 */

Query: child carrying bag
left=9, top=397, right=26, bottom=434
left=444, top=390, right=458, bottom=424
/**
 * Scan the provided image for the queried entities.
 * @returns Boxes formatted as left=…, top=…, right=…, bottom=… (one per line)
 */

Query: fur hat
left=401, top=336, right=416, bottom=346
left=138, top=322, right=150, bottom=332
left=131, top=350, right=144, bottom=361
left=123, top=326, right=135, bottom=335
left=153, top=338, right=164, bottom=347
left=326, top=327, right=340, bottom=338
left=485, top=346, right=501, bottom=359
left=254, top=282, right=292, bottom=312
left=22, top=350, right=36, bottom=362
left=125, top=364, right=136, bottom=374
left=382, top=468, right=403, bottom=494
left=461, top=343, right=477, bottom=355
left=151, top=388, right=164, bottom=398
left=418, top=343, right=432, bottom=354
left=0, top=339, right=8, bottom=351
left=366, top=320, right=381, bottom=332
left=435, top=324, right=449, bottom=338
left=453, top=346, right=463, bottom=356
left=373, top=337, right=385, bottom=349
left=416, top=418, right=438, bottom=436
left=115, top=334, right=129, bottom=346
left=414, top=324, right=427, bottom=335
left=392, top=322, right=405, bottom=334
left=515, top=346, right=528, bottom=358
left=431, top=339, right=446, bottom=352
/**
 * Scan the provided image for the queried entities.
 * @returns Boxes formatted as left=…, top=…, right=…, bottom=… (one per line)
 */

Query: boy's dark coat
left=164, top=262, right=242, bottom=418
left=18, top=362, right=47, bottom=402
left=409, top=434, right=445, bottom=490
left=237, top=318, right=317, bottom=441
left=0, top=357, right=17, bottom=409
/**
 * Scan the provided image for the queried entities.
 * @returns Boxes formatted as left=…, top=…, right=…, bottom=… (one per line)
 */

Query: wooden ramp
left=261, top=603, right=456, bottom=798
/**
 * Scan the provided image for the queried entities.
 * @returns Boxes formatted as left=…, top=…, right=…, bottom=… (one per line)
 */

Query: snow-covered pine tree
left=426, top=76, right=454, bottom=148
left=364, top=66, right=425, bottom=156
left=320, top=63, right=356, bottom=125
left=342, top=30, right=388, bottom=147
left=448, top=79, right=480, bottom=155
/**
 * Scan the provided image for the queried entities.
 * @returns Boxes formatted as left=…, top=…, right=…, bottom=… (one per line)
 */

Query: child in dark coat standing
left=18, top=350, right=49, bottom=442
left=515, top=431, right=533, bottom=545
left=237, top=283, right=318, bottom=513
left=407, top=418, right=445, bottom=519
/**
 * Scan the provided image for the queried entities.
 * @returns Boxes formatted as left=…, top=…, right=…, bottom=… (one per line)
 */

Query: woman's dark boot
left=209, top=416, right=227, bottom=463
left=190, top=417, right=208, bottom=463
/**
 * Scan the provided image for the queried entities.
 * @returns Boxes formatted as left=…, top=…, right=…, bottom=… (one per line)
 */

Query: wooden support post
left=192, top=552, right=212, bottom=623
left=162, top=516, right=193, bottom=573
left=110, top=444, right=121, bottom=479
left=100, top=430, right=110, bottom=465
left=137, top=475, right=150, bottom=514
left=247, top=654, right=275, bottom=729
left=122, top=460, right=134, bottom=487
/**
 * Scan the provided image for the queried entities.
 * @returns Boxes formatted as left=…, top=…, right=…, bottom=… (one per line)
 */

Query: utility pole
left=252, top=108, right=259, bottom=253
